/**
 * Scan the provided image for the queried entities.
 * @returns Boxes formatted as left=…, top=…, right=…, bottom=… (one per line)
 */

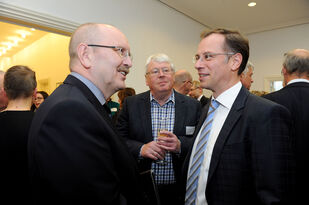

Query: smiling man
left=183, top=28, right=294, bottom=205
left=117, top=53, right=201, bottom=205
left=28, top=23, right=147, bottom=205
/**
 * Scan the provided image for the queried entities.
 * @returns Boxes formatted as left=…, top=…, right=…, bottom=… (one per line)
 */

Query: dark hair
left=117, top=87, right=136, bottom=108
left=37, top=91, right=49, bottom=99
left=201, top=28, right=249, bottom=75
left=4, top=65, right=37, bottom=100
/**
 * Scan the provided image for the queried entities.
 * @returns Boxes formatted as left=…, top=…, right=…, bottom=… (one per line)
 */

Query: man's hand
left=140, top=141, right=166, bottom=160
left=157, top=131, right=181, bottom=153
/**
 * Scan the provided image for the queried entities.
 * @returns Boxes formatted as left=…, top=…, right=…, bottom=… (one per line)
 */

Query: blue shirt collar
left=70, top=72, right=106, bottom=105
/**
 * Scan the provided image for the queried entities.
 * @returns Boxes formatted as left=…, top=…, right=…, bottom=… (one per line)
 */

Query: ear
left=33, top=88, right=37, bottom=98
left=281, top=67, right=288, bottom=75
left=145, top=75, right=149, bottom=86
left=230, top=53, right=242, bottom=72
left=77, top=43, right=92, bottom=69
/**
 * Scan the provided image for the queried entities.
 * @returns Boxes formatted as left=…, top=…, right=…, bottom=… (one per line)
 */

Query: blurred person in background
left=189, top=80, right=209, bottom=107
left=173, top=69, right=193, bottom=95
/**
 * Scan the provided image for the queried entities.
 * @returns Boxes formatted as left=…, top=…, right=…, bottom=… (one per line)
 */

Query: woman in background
left=31, top=90, right=48, bottom=111
left=112, top=87, right=136, bottom=123
left=0, top=65, right=37, bottom=204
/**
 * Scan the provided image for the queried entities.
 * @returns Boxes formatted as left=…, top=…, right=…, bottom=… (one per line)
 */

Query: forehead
left=97, top=26, right=130, bottom=49
left=198, top=33, right=225, bottom=53
left=147, top=61, right=171, bottom=70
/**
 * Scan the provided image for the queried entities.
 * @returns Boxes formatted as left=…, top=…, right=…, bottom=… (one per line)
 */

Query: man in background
left=189, top=80, right=209, bottom=107
left=240, top=61, right=254, bottom=90
left=0, top=71, right=8, bottom=111
left=28, top=23, right=147, bottom=204
left=117, top=53, right=201, bottom=205
left=264, top=48, right=309, bottom=204
left=173, top=69, right=193, bottom=95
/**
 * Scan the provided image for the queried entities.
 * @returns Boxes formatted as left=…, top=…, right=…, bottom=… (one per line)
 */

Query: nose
left=195, top=59, right=203, bottom=70
left=123, top=56, right=132, bottom=68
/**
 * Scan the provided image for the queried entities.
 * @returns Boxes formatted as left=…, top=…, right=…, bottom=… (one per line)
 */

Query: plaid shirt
left=150, top=91, right=176, bottom=185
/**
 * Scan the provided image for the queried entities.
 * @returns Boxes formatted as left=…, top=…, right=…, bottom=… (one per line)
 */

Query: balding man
left=0, top=71, right=8, bottom=111
left=264, top=49, right=309, bottom=204
left=189, top=80, right=209, bottom=107
left=28, top=23, right=147, bottom=204
left=173, top=69, right=193, bottom=95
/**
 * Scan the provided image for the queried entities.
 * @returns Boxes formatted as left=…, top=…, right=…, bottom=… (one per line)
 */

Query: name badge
left=186, top=126, right=195, bottom=135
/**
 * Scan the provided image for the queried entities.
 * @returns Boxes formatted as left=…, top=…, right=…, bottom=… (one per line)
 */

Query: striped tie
left=185, top=100, right=219, bottom=205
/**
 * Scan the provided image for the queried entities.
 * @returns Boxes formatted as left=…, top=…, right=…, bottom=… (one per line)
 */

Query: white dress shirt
left=187, top=81, right=242, bottom=205
left=287, top=78, right=309, bottom=85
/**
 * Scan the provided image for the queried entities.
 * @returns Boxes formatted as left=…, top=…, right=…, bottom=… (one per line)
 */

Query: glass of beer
left=156, top=119, right=168, bottom=164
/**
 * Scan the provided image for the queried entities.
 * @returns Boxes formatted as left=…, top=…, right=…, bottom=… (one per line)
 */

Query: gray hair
left=145, top=53, right=175, bottom=74
left=242, top=61, right=254, bottom=75
left=283, top=49, right=309, bottom=75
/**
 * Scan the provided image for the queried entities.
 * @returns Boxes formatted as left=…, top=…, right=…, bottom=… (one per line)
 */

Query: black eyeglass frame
left=87, top=44, right=132, bottom=59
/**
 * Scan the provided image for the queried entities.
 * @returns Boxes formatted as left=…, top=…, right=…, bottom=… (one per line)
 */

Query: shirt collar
left=70, top=72, right=106, bottom=105
left=287, top=78, right=309, bottom=85
left=213, top=81, right=242, bottom=109
left=150, top=90, right=175, bottom=105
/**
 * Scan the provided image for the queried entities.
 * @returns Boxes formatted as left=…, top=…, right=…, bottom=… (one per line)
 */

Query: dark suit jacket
left=182, top=86, right=294, bottom=205
left=116, top=90, right=201, bottom=182
left=199, top=95, right=210, bottom=107
left=28, top=75, right=147, bottom=205
left=264, top=82, right=309, bottom=203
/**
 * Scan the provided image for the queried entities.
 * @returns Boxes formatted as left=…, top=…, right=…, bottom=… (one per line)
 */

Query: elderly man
left=183, top=28, right=294, bottom=205
left=0, top=71, right=8, bottom=111
left=28, top=23, right=147, bottom=204
left=117, top=53, right=201, bottom=205
left=173, top=69, right=193, bottom=95
left=240, top=61, right=254, bottom=90
left=264, top=49, right=309, bottom=204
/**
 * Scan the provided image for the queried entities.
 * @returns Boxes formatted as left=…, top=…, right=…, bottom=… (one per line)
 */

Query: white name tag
left=186, top=126, right=195, bottom=135
left=111, top=107, right=118, bottom=112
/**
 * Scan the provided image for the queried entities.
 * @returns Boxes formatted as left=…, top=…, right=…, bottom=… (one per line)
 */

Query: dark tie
left=185, top=100, right=220, bottom=205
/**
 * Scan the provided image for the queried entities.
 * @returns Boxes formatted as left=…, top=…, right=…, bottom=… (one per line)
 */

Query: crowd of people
left=0, top=22, right=308, bottom=205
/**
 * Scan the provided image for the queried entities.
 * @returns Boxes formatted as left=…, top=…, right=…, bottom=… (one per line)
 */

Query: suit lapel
left=183, top=100, right=211, bottom=176
left=139, top=91, right=153, bottom=141
left=207, top=87, right=248, bottom=183
left=63, top=75, right=116, bottom=130
left=174, top=92, right=186, bottom=134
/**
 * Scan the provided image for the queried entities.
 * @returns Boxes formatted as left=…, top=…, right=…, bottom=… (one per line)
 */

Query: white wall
left=248, top=23, right=309, bottom=92
left=3, top=0, right=205, bottom=94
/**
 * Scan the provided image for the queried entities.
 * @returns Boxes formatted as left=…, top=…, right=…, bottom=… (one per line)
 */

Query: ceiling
left=159, top=0, right=309, bottom=34
left=0, top=21, right=48, bottom=59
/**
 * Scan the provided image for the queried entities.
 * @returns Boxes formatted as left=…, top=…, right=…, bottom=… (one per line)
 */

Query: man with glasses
left=173, top=69, right=193, bottom=95
left=183, top=28, right=294, bottom=205
left=28, top=23, right=147, bottom=204
left=117, top=53, right=201, bottom=205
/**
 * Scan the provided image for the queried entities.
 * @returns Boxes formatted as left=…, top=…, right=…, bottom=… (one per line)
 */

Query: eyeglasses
left=193, top=52, right=235, bottom=63
left=87, top=44, right=132, bottom=60
left=146, top=67, right=173, bottom=76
